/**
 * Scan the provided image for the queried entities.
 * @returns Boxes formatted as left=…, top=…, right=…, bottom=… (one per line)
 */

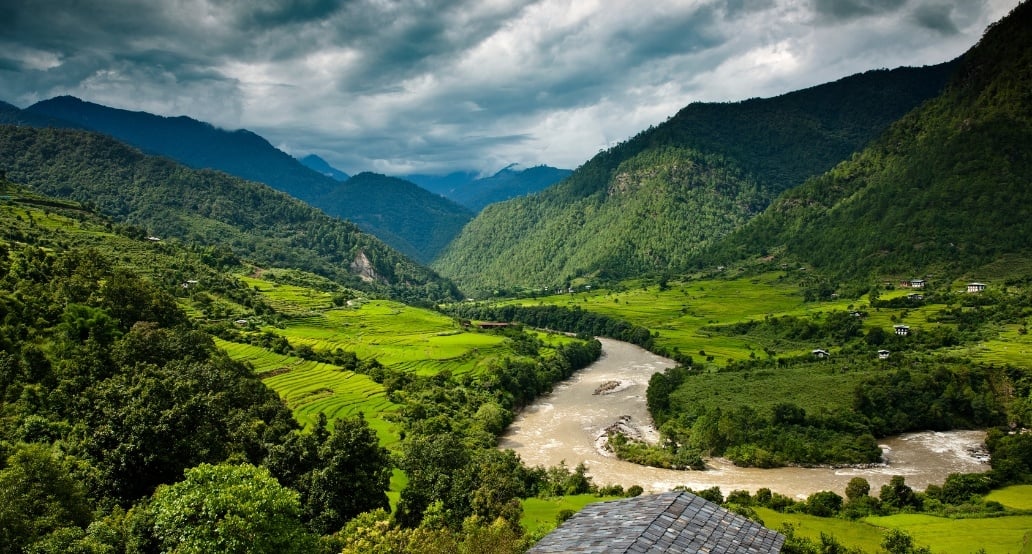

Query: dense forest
left=433, top=62, right=957, bottom=295
left=704, top=0, right=1032, bottom=284
left=0, top=125, right=460, bottom=304
left=315, top=172, right=472, bottom=264
left=0, top=182, right=624, bottom=552
left=24, top=96, right=474, bottom=263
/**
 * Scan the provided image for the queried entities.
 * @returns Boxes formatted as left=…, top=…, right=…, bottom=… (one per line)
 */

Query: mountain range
left=705, top=0, right=1032, bottom=284
left=298, top=154, right=350, bottom=181
left=0, top=123, right=460, bottom=303
left=1, top=2, right=1028, bottom=300
left=23, top=96, right=472, bottom=263
left=432, top=61, right=959, bottom=294
left=403, top=164, right=573, bottom=212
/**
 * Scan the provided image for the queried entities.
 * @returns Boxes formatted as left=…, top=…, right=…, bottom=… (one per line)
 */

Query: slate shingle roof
left=527, top=491, right=785, bottom=553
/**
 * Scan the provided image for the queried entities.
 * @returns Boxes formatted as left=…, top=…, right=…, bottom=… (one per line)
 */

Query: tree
left=469, top=450, right=528, bottom=527
left=939, top=472, right=991, bottom=505
left=0, top=444, right=91, bottom=553
left=148, top=463, right=315, bottom=554
left=879, top=476, right=920, bottom=511
left=396, top=433, right=473, bottom=528
left=805, top=490, right=843, bottom=517
left=881, top=529, right=931, bottom=554
left=301, top=415, right=392, bottom=534
left=845, top=477, right=871, bottom=501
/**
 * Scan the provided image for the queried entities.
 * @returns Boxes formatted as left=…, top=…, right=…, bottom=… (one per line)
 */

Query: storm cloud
left=0, top=0, right=1020, bottom=175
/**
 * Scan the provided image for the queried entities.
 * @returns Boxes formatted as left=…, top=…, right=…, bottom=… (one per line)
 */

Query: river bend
left=499, top=338, right=988, bottom=499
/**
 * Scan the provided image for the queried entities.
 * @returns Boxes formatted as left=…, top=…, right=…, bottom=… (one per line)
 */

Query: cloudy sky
left=0, top=0, right=1020, bottom=176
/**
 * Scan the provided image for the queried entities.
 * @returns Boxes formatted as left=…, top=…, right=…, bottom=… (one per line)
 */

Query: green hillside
left=433, top=62, right=956, bottom=295
left=0, top=124, right=459, bottom=303
left=25, top=96, right=473, bottom=263
left=708, top=1, right=1032, bottom=284
left=0, top=177, right=609, bottom=551
left=319, top=172, right=472, bottom=264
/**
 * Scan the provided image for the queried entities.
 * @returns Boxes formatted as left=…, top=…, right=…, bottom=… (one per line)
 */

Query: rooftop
left=527, top=491, right=784, bottom=553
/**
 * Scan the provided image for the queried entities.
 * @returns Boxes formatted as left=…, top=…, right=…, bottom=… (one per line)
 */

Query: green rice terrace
left=206, top=270, right=584, bottom=446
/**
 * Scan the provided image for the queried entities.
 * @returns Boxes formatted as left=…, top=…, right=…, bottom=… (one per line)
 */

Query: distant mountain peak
left=298, top=154, right=349, bottom=181
left=498, top=162, right=525, bottom=174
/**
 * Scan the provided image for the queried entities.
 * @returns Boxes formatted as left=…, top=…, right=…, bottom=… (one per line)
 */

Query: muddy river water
left=499, top=338, right=988, bottom=499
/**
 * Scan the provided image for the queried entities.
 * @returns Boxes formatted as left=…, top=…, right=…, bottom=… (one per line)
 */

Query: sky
left=0, top=0, right=1021, bottom=176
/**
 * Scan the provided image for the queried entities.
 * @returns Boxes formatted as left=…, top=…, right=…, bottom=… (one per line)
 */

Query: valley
left=1, top=2, right=1030, bottom=552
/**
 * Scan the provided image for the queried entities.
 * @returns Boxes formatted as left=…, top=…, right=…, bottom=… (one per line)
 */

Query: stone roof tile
left=527, top=491, right=784, bottom=553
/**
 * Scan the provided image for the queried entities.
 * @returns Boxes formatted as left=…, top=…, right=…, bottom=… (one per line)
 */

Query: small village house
left=894, top=324, right=910, bottom=336
left=967, top=282, right=987, bottom=293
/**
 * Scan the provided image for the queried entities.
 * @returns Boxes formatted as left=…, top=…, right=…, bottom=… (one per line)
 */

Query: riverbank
left=499, top=338, right=988, bottom=499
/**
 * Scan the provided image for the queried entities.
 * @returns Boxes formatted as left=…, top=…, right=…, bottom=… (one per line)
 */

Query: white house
left=966, top=282, right=987, bottom=293
left=894, top=324, right=910, bottom=336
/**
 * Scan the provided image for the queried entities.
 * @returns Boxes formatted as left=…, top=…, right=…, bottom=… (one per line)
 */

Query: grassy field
left=212, top=271, right=586, bottom=447
left=498, top=272, right=879, bottom=364
left=520, top=495, right=622, bottom=538
left=757, top=508, right=1032, bottom=553
left=755, top=508, right=886, bottom=552
left=867, top=513, right=1032, bottom=554
left=668, top=363, right=872, bottom=416
left=985, top=485, right=1032, bottom=510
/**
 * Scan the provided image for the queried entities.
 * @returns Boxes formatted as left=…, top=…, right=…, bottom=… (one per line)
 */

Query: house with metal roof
left=527, top=491, right=785, bottom=553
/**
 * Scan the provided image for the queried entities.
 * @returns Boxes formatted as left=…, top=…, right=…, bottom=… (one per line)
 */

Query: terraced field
left=214, top=273, right=585, bottom=443
left=215, top=338, right=402, bottom=445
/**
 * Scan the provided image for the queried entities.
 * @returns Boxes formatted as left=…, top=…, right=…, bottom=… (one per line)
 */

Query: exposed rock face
left=350, top=251, right=380, bottom=283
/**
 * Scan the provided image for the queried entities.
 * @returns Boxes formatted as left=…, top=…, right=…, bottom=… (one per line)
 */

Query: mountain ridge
left=23, top=96, right=470, bottom=262
left=0, top=123, right=460, bottom=303
left=403, top=165, right=573, bottom=212
left=702, top=0, right=1032, bottom=285
left=432, top=61, right=959, bottom=295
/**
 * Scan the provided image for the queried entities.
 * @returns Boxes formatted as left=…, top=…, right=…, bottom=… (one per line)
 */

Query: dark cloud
left=232, top=0, right=345, bottom=28
left=813, top=0, right=908, bottom=21
left=911, top=2, right=961, bottom=34
left=0, top=0, right=1019, bottom=175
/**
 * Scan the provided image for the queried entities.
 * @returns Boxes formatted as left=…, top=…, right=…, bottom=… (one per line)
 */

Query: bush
left=805, top=491, right=843, bottom=517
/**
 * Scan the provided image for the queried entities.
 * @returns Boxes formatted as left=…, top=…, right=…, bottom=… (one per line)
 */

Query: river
left=499, top=338, right=989, bottom=499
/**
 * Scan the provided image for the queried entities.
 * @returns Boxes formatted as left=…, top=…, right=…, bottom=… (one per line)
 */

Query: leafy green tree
left=881, top=529, right=931, bottom=554
left=469, top=449, right=528, bottom=527
left=879, top=476, right=921, bottom=511
left=805, top=490, right=843, bottom=517
left=845, top=477, right=871, bottom=501
left=396, top=432, right=473, bottom=528
left=301, top=415, right=392, bottom=534
left=939, top=472, right=991, bottom=505
left=148, top=463, right=315, bottom=554
left=0, top=444, right=92, bottom=553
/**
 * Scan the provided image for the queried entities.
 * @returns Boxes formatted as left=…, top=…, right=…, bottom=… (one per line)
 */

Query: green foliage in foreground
left=149, top=463, right=317, bottom=554
left=0, top=184, right=617, bottom=552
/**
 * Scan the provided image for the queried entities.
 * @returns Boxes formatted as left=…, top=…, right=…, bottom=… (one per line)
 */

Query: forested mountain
left=0, top=100, right=80, bottom=128
left=318, top=172, right=473, bottom=263
left=298, top=153, right=349, bottom=181
left=404, top=164, right=573, bottom=212
left=433, top=61, right=957, bottom=295
left=23, top=96, right=470, bottom=262
left=706, top=0, right=1032, bottom=283
left=0, top=124, right=460, bottom=303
